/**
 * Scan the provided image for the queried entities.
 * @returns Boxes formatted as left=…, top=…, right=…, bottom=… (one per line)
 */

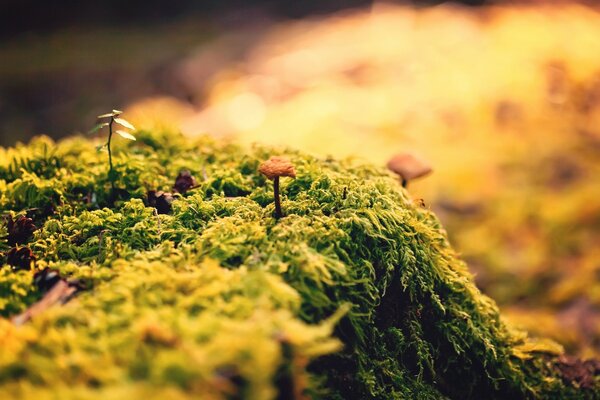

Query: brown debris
left=387, top=153, right=432, bottom=188
left=173, top=170, right=198, bottom=194
left=555, top=355, right=600, bottom=389
left=5, top=215, right=37, bottom=246
left=24, top=204, right=56, bottom=222
left=259, top=156, right=296, bottom=181
left=12, top=268, right=86, bottom=326
left=33, top=267, right=63, bottom=293
left=12, top=280, right=78, bottom=326
left=6, top=247, right=36, bottom=271
left=147, top=190, right=174, bottom=214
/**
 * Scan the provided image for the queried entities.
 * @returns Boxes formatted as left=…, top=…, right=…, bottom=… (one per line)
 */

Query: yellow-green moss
left=0, top=130, right=596, bottom=399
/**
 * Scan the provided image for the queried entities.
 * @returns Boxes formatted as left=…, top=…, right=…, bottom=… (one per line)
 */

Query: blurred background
left=1, top=1, right=599, bottom=357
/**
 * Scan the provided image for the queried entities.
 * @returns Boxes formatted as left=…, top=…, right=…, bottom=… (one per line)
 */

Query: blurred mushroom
left=259, top=156, right=296, bottom=219
left=387, top=153, right=432, bottom=188
left=173, top=170, right=198, bottom=194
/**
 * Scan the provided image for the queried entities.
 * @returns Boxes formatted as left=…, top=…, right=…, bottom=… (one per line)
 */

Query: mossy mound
left=0, top=130, right=596, bottom=399
left=157, top=4, right=600, bottom=357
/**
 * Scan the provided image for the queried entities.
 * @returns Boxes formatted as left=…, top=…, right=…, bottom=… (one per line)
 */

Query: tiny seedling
left=89, top=109, right=136, bottom=197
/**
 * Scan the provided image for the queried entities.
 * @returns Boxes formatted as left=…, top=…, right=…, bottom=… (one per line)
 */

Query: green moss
left=0, top=130, right=596, bottom=399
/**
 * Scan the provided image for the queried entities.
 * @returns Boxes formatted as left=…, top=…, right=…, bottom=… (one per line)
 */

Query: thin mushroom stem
left=273, top=176, right=282, bottom=219
left=401, top=178, right=407, bottom=188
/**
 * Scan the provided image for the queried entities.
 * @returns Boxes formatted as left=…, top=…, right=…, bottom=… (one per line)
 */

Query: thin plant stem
left=107, top=118, right=115, bottom=194
left=273, top=176, right=282, bottom=218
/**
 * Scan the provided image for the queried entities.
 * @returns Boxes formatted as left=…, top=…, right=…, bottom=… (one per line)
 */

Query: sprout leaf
left=88, top=122, right=108, bottom=134
left=114, top=118, right=135, bottom=130
left=116, top=130, right=136, bottom=141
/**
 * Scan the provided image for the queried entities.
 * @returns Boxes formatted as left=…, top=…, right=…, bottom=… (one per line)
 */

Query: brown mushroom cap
left=258, top=156, right=296, bottom=180
left=387, top=153, right=432, bottom=181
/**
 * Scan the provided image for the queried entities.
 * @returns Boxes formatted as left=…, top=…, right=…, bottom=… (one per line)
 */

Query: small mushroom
left=386, top=153, right=432, bottom=188
left=173, top=170, right=198, bottom=194
left=259, top=156, right=296, bottom=219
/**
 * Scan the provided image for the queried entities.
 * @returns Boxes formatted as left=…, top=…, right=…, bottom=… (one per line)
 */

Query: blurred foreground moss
left=0, top=130, right=597, bottom=398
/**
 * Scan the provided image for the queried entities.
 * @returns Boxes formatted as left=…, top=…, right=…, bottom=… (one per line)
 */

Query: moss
left=0, top=130, right=596, bottom=399
left=158, top=5, right=600, bottom=358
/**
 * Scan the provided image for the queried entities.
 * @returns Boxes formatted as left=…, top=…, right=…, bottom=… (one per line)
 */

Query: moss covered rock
left=0, top=130, right=596, bottom=399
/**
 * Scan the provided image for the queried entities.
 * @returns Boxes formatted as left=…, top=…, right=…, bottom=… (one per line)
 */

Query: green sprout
left=89, top=109, right=136, bottom=197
